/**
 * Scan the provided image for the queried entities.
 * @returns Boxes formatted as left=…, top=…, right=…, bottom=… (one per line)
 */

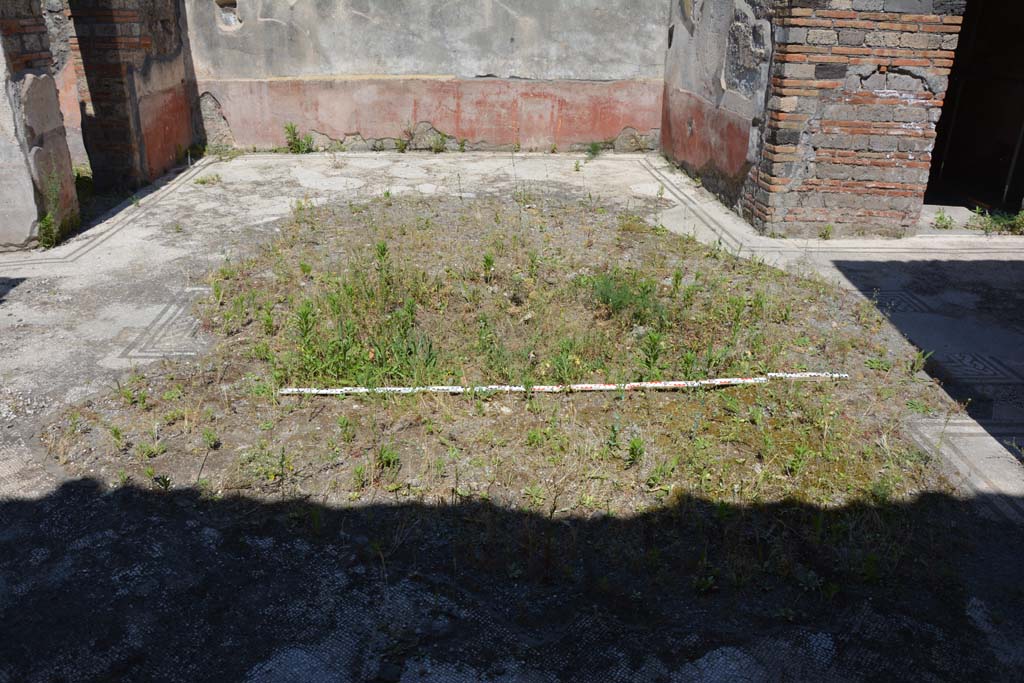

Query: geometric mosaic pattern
left=119, top=288, right=209, bottom=360
left=869, top=290, right=933, bottom=314
left=0, top=162, right=210, bottom=268
left=1005, top=321, right=1024, bottom=339
left=935, top=353, right=1024, bottom=384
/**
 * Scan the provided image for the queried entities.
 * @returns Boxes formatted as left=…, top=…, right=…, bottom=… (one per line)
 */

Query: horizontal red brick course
left=742, top=0, right=966, bottom=236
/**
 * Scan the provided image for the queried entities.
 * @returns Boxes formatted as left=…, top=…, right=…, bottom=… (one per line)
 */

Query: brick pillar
left=67, top=0, right=147, bottom=188
left=743, top=0, right=966, bottom=237
left=0, top=0, right=79, bottom=249
left=68, top=0, right=196, bottom=189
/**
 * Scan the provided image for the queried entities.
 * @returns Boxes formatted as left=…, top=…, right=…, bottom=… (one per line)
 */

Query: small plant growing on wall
left=284, top=122, right=315, bottom=154
left=37, top=168, right=79, bottom=249
left=37, top=170, right=62, bottom=249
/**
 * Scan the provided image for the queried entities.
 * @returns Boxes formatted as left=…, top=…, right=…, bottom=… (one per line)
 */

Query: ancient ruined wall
left=744, top=0, right=966, bottom=237
left=0, top=0, right=78, bottom=249
left=0, top=45, right=39, bottom=247
left=40, top=0, right=88, bottom=166
left=662, top=0, right=774, bottom=205
left=67, top=0, right=197, bottom=187
left=183, top=0, right=668, bottom=151
left=2, top=0, right=974, bottom=245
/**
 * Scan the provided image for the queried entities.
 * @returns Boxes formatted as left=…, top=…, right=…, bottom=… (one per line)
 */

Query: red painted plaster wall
left=660, top=86, right=752, bottom=197
left=199, top=77, right=663, bottom=150
left=139, top=84, right=193, bottom=179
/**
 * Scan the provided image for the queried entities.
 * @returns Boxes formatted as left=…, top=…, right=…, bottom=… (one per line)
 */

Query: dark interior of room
left=928, top=0, right=1024, bottom=212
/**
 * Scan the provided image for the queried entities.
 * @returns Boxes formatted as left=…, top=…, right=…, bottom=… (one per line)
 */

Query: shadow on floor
left=835, top=259, right=1024, bottom=448
left=72, top=167, right=188, bottom=236
left=0, top=277, right=25, bottom=305
left=1, top=480, right=1021, bottom=681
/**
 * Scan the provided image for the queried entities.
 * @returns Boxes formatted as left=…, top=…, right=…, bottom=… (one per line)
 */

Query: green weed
left=352, top=464, right=368, bottom=489
left=202, top=428, right=221, bottom=450
left=866, top=356, right=893, bottom=372
left=284, top=122, right=315, bottom=154
left=161, top=386, right=183, bottom=401
left=908, top=350, right=933, bottom=376
left=482, top=253, right=495, bottom=283
left=37, top=169, right=78, bottom=249
left=590, top=270, right=664, bottom=326
left=109, top=425, right=125, bottom=450
left=377, top=444, right=400, bottom=470
left=240, top=441, right=293, bottom=483
left=932, top=209, right=955, bottom=230
left=136, top=439, right=166, bottom=459
left=522, top=483, right=545, bottom=507
left=638, top=331, right=664, bottom=380
left=626, top=436, right=645, bottom=468
left=646, top=455, right=679, bottom=489
left=906, top=399, right=931, bottom=415
left=337, top=415, right=356, bottom=442
left=162, top=409, right=185, bottom=426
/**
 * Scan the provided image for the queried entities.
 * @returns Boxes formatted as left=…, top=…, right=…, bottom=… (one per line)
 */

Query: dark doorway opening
left=928, top=1, right=1024, bottom=212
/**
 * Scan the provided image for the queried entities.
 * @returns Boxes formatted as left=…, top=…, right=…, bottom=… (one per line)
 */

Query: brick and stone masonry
left=741, top=0, right=967, bottom=237
left=65, top=0, right=196, bottom=188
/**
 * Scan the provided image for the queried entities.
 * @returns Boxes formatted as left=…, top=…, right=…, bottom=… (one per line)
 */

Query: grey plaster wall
left=665, top=0, right=772, bottom=122
left=661, top=0, right=772, bottom=201
left=184, top=0, right=669, bottom=82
